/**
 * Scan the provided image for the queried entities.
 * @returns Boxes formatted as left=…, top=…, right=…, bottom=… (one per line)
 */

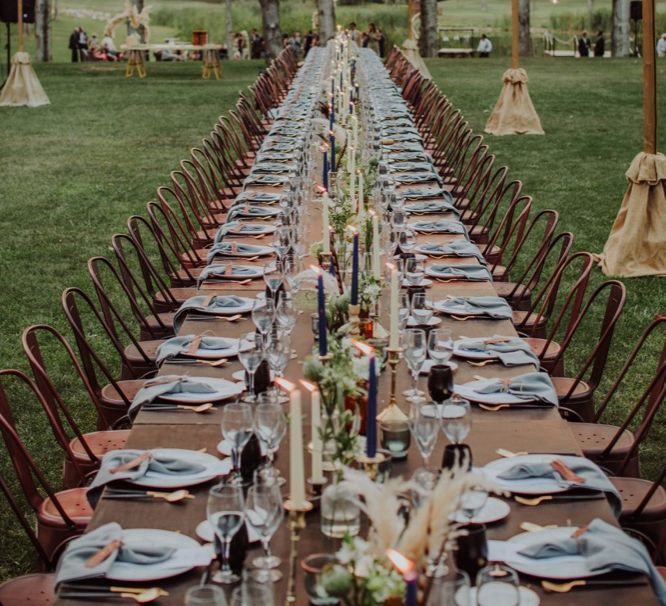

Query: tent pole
left=511, top=0, right=519, bottom=69
left=17, top=0, right=24, bottom=52
left=643, top=0, right=657, bottom=153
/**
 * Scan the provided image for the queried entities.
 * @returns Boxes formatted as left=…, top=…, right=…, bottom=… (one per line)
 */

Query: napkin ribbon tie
left=551, top=459, right=586, bottom=485
left=187, top=335, right=204, bottom=356
left=85, top=539, right=123, bottom=568
left=110, top=451, right=152, bottom=474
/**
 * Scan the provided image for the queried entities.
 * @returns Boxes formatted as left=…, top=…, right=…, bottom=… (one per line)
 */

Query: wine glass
left=221, top=402, right=254, bottom=485
left=411, top=292, right=432, bottom=325
left=276, top=292, right=297, bottom=333
left=264, top=260, right=284, bottom=299
left=185, top=585, right=227, bottom=606
left=239, top=333, right=264, bottom=403
left=398, top=228, right=416, bottom=254
left=252, top=299, right=275, bottom=340
left=441, top=397, right=471, bottom=444
left=207, top=483, right=245, bottom=583
left=399, top=292, right=410, bottom=330
left=426, top=571, right=471, bottom=606
left=254, top=400, right=287, bottom=484
left=408, top=401, right=439, bottom=474
left=404, top=258, right=426, bottom=287
left=246, top=484, right=284, bottom=582
left=266, top=331, right=290, bottom=399
left=459, top=483, right=489, bottom=524
left=476, top=564, right=520, bottom=606
left=402, top=328, right=426, bottom=402
left=428, top=328, right=453, bottom=364
left=230, top=582, right=276, bottom=606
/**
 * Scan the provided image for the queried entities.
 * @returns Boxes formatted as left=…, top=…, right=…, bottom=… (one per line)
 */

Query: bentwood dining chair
left=22, top=325, right=130, bottom=485
left=88, top=256, right=175, bottom=341
left=0, top=406, right=92, bottom=562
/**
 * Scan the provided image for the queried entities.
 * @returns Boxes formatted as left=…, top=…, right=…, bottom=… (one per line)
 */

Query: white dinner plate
left=196, top=519, right=261, bottom=544
left=217, top=439, right=268, bottom=457
left=402, top=278, right=433, bottom=287
left=490, top=527, right=595, bottom=579
left=105, top=529, right=210, bottom=582
left=483, top=454, right=579, bottom=495
left=130, top=448, right=232, bottom=489
left=407, top=316, right=442, bottom=327
left=468, top=586, right=540, bottom=606
left=452, top=338, right=499, bottom=361
left=212, top=244, right=276, bottom=258
left=201, top=265, right=266, bottom=281
left=160, top=378, right=244, bottom=404
left=450, top=497, right=510, bottom=525
left=195, top=296, right=255, bottom=315
left=226, top=223, right=277, bottom=236
left=419, top=360, right=458, bottom=375
left=453, top=378, right=543, bottom=406
left=183, top=337, right=253, bottom=360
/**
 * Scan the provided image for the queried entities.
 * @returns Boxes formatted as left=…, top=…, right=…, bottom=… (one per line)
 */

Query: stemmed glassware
left=402, top=328, right=427, bottom=402
left=404, top=258, right=426, bottom=288
left=441, top=397, right=471, bottom=444
left=252, top=300, right=275, bottom=342
left=254, top=400, right=287, bottom=484
left=275, top=292, right=297, bottom=333
left=221, top=402, right=254, bottom=485
left=207, top=483, right=245, bottom=583
left=426, top=571, right=471, bottom=606
left=476, top=564, right=520, bottom=606
left=410, top=292, right=432, bottom=325
left=397, top=228, right=416, bottom=255
left=246, top=483, right=285, bottom=582
left=264, top=260, right=285, bottom=300
left=408, top=401, right=440, bottom=489
left=399, top=292, right=411, bottom=331
left=459, top=482, right=489, bottom=524
left=428, top=328, right=453, bottom=364
left=266, top=332, right=290, bottom=402
left=239, top=333, right=264, bottom=403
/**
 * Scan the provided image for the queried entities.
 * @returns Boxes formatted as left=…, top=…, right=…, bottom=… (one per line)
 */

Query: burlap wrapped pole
left=0, top=52, right=50, bottom=108
left=599, top=152, right=666, bottom=277
left=401, top=38, right=432, bottom=80
left=484, top=68, right=543, bottom=136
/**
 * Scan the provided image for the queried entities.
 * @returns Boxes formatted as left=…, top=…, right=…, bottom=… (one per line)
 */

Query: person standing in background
left=348, top=22, right=358, bottom=42
left=594, top=30, right=605, bottom=57
left=657, top=33, right=666, bottom=57
left=303, top=30, right=315, bottom=56
left=68, top=28, right=79, bottom=62
left=366, top=22, right=381, bottom=54
left=578, top=31, right=591, bottom=57
left=477, top=33, right=492, bottom=57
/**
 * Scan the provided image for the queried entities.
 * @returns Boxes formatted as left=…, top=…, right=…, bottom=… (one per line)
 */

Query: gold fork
left=541, top=579, right=646, bottom=592
left=515, top=495, right=554, bottom=506
left=194, top=358, right=228, bottom=367
left=468, top=359, right=496, bottom=367
left=479, top=403, right=510, bottom=412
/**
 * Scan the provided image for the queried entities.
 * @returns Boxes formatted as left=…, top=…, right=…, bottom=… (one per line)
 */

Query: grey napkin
left=55, top=523, right=175, bottom=586
left=197, top=264, right=259, bottom=284
left=246, top=174, right=289, bottom=185
left=206, top=242, right=267, bottom=262
left=497, top=456, right=622, bottom=516
left=475, top=372, right=558, bottom=406
left=418, top=240, right=484, bottom=260
left=517, top=519, right=666, bottom=604
left=388, top=152, right=432, bottom=163
left=251, top=163, right=294, bottom=174
left=214, top=222, right=270, bottom=245
left=155, top=335, right=236, bottom=363
left=390, top=162, right=433, bottom=173
left=174, top=295, right=248, bottom=332
left=405, top=200, right=459, bottom=216
left=383, top=142, right=423, bottom=152
left=412, top=220, right=467, bottom=235
left=130, top=375, right=220, bottom=412
left=89, top=449, right=206, bottom=490
left=398, top=187, right=447, bottom=200
left=427, top=264, right=492, bottom=281
left=457, top=336, right=539, bottom=367
left=227, top=206, right=279, bottom=221
left=236, top=191, right=281, bottom=203
left=394, top=172, right=442, bottom=185
left=436, top=296, right=513, bottom=320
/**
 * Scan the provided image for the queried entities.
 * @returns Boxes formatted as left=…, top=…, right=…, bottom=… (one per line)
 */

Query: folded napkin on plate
left=227, top=206, right=279, bottom=220
left=417, top=240, right=484, bottom=260
left=405, top=201, right=459, bottom=216
left=398, top=187, right=447, bottom=200
left=390, top=162, right=433, bottom=173
left=412, top=220, right=467, bottom=235
left=517, top=519, right=666, bottom=603
left=173, top=295, right=249, bottom=332
left=251, top=163, right=293, bottom=174
left=206, top=242, right=267, bottom=262
left=435, top=296, right=513, bottom=319
left=456, top=336, right=539, bottom=367
left=388, top=152, right=432, bottom=163
left=246, top=174, right=288, bottom=184
left=383, top=142, right=424, bottom=152
left=394, top=172, right=442, bottom=185
left=236, top=191, right=281, bottom=203
left=474, top=372, right=558, bottom=406
left=155, top=335, right=236, bottom=363
left=55, top=523, right=175, bottom=585
left=89, top=448, right=207, bottom=490
left=214, top=222, right=271, bottom=244
left=197, top=264, right=259, bottom=284
left=427, top=264, right=492, bottom=281
left=382, top=134, right=422, bottom=144
left=130, top=375, right=220, bottom=412
left=496, top=456, right=622, bottom=516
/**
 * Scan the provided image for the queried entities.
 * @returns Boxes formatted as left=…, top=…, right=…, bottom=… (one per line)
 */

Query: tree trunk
left=518, top=0, right=532, bottom=56
left=259, top=0, right=282, bottom=61
left=419, top=0, right=438, bottom=57
left=612, top=0, right=631, bottom=57
left=317, top=0, right=336, bottom=44
left=35, top=0, right=51, bottom=62
left=224, top=0, right=234, bottom=57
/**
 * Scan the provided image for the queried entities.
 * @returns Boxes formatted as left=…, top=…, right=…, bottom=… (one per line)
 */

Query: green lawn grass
left=0, top=60, right=263, bottom=579
left=428, top=55, right=666, bottom=478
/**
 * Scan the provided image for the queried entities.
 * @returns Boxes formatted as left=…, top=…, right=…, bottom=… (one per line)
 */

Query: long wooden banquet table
left=55, top=49, right=658, bottom=606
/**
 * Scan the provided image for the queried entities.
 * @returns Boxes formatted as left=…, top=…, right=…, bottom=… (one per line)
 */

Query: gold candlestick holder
left=318, top=251, right=333, bottom=273
left=283, top=499, right=314, bottom=606
left=348, top=303, right=361, bottom=336
left=329, top=171, right=338, bottom=198
left=356, top=451, right=388, bottom=481
left=382, top=347, right=404, bottom=411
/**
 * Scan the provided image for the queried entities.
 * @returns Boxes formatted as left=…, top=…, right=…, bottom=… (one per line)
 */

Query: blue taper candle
left=322, top=152, right=329, bottom=191
left=317, top=272, right=328, bottom=357
left=329, top=133, right=336, bottom=172
left=350, top=230, right=359, bottom=305
left=366, top=354, right=377, bottom=458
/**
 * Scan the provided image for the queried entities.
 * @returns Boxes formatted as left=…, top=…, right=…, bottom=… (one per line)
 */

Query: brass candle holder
left=283, top=499, right=314, bottom=606
left=319, top=251, right=333, bottom=273
left=383, top=347, right=404, bottom=411
left=348, top=303, right=361, bottom=336
left=356, top=451, right=388, bottom=482
left=328, top=171, right=338, bottom=198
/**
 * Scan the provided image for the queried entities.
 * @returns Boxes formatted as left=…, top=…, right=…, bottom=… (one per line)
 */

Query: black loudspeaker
left=0, top=0, right=36, bottom=24
left=630, top=0, right=642, bottom=21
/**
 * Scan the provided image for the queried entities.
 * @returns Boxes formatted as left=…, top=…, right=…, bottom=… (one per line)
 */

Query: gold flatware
left=58, top=588, right=165, bottom=603
left=174, top=403, right=214, bottom=413
left=519, top=521, right=557, bottom=533
left=220, top=314, right=243, bottom=322
left=194, top=358, right=228, bottom=367
left=468, top=359, right=496, bottom=367
left=515, top=495, right=554, bottom=506
left=541, top=579, right=647, bottom=593
left=450, top=315, right=475, bottom=321
left=479, top=403, right=510, bottom=412
left=110, top=587, right=169, bottom=599
left=146, top=489, right=195, bottom=503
